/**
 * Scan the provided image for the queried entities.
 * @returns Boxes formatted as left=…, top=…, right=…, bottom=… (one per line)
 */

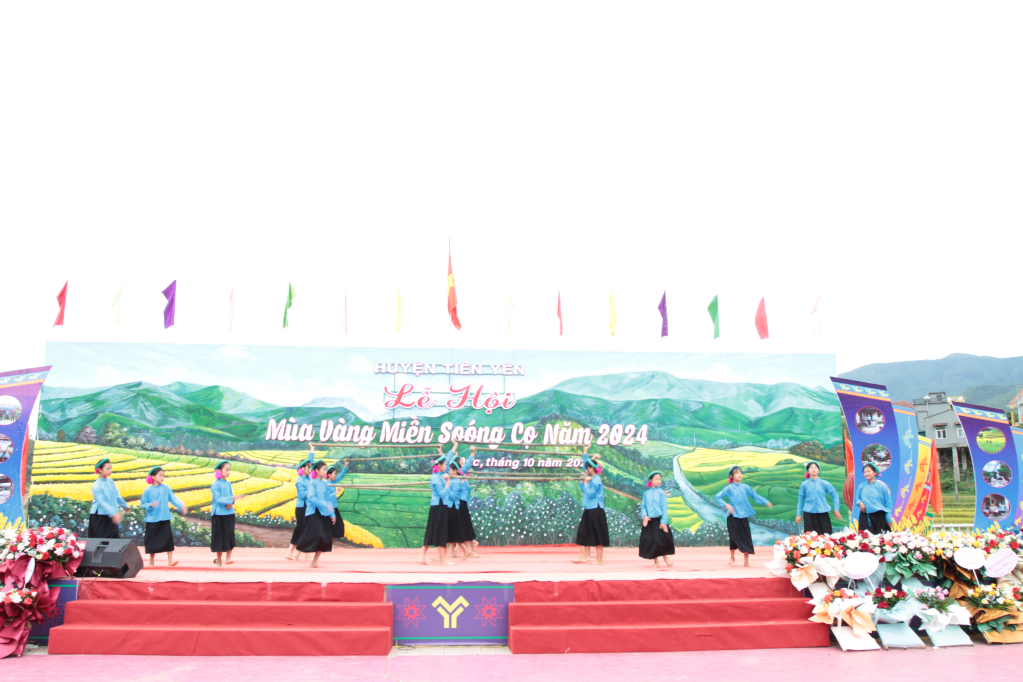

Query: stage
left=47, top=546, right=829, bottom=657
left=84, top=545, right=780, bottom=584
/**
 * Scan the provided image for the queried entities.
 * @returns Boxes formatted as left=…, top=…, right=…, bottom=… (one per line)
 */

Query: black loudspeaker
left=75, top=538, right=144, bottom=579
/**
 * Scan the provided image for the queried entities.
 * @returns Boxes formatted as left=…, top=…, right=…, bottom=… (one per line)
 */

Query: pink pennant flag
left=810, top=295, right=822, bottom=338
left=754, top=297, right=769, bottom=340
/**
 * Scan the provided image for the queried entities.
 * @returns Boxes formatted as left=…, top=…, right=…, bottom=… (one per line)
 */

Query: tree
left=100, top=422, right=126, bottom=448
left=56, top=429, right=67, bottom=443
left=74, top=425, right=98, bottom=444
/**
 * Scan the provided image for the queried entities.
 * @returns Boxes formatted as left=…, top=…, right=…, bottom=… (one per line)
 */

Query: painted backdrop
left=29, top=343, right=848, bottom=548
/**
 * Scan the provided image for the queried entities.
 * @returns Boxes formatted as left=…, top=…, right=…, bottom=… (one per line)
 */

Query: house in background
left=1008, top=387, right=1023, bottom=426
left=912, top=391, right=971, bottom=487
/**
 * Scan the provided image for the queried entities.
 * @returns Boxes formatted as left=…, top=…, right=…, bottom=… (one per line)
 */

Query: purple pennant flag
left=657, top=291, right=668, bottom=337
left=162, top=280, right=177, bottom=329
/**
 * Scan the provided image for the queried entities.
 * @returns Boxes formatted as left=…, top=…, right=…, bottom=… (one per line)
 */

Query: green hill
left=840, top=353, right=1023, bottom=407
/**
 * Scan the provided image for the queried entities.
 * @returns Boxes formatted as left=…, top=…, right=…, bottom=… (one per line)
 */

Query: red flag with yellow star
left=447, top=242, right=461, bottom=330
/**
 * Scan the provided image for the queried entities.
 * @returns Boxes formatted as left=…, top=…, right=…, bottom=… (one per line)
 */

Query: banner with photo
left=0, top=366, right=51, bottom=529
left=950, top=402, right=1022, bottom=530
left=32, top=343, right=846, bottom=548
left=830, top=378, right=915, bottom=526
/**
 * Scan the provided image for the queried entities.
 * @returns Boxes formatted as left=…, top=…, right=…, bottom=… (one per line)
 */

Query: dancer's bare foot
left=593, top=560, right=603, bottom=565
left=148, top=560, right=155, bottom=567
left=310, top=562, right=320, bottom=569
left=442, top=560, right=456, bottom=566
left=467, top=552, right=481, bottom=559
left=743, top=558, right=751, bottom=567
left=665, top=559, right=673, bottom=568
left=168, top=561, right=179, bottom=567
left=285, top=555, right=294, bottom=560
left=225, top=560, right=234, bottom=565
left=213, top=559, right=222, bottom=567
left=728, top=557, right=735, bottom=565
left=571, top=559, right=588, bottom=564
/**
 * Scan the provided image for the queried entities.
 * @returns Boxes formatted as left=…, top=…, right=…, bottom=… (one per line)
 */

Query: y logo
left=432, top=596, right=469, bottom=629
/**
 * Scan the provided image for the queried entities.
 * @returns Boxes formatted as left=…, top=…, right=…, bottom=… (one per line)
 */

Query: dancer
left=297, top=460, right=334, bottom=568
left=89, top=458, right=130, bottom=539
left=639, top=471, right=674, bottom=568
left=574, top=452, right=609, bottom=564
left=853, top=462, right=892, bottom=534
left=446, top=459, right=474, bottom=561
left=325, top=460, right=349, bottom=542
left=417, top=444, right=459, bottom=565
left=140, top=466, right=188, bottom=566
left=714, top=466, right=773, bottom=567
left=458, top=447, right=480, bottom=556
left=210, top=460, right=237, bottom=567
left=286, top=448, right=315, bottom=560
left=795, top=461, right=842, bottom=534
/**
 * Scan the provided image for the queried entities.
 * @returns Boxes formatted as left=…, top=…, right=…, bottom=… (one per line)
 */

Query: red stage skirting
left=48, top=547, right=828, bottom=656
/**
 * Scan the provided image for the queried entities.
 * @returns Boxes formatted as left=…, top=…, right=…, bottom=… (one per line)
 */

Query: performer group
left=88, top=445, right=894, bottom=570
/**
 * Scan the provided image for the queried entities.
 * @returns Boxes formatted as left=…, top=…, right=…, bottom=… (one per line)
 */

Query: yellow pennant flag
left=396, top=290, right=404, bottom=332
left=609, top=293, right=617, bottom=337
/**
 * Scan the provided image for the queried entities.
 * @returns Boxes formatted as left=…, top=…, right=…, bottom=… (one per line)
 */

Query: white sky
left=3, top=2, right=1022, bottom=380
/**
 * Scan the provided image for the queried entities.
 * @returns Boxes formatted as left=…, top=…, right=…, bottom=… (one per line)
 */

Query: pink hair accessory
left=146, top=475, right=154, bottom=484
left=645, top=480, right=652, bottom=487
left=310, top=471, right=317, bottom=479
left=95, top=468, right=101, bottom=474
left=805, top=472, right=810, bottom=479
left=596, top=466, right=602, bottom=474
left=215, top=470, right=223, bottom=479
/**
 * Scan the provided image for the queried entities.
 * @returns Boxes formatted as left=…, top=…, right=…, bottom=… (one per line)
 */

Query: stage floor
left=112, top=546, right=777, bottom=584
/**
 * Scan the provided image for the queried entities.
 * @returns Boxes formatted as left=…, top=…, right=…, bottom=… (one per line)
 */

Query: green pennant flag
left=708, top=295, right=720, bottom=339
left=283, top=284, right=296, bottom=329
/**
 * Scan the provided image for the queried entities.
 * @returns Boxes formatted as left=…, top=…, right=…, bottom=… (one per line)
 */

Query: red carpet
left=509, top=578, right=828, bottom=653
left=47, top=547, right=826, bottom=655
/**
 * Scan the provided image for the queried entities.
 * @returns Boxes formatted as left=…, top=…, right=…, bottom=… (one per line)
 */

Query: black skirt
left=727, top=515, right=755, bottom=554
left=296, top=511, right=333, bottom=553
left=88, top=513, right=120, bottom=539
left=210, top=514, right=237, bottom=553
left=290, top=505, right=307, bottom=546
left=576, top=507, right=611, bottom=547
left=638, top=516, right=675, bottom=559
left=422, top=504, right=451, bottom=547
left=803, top=511, right=833, bottom=535
left=331, top=509, right=346, bottom=540
left=446, top=502, right=469, bottom=544
left=457, top=500, right=476, bottom=542
left=144, top=520, right=175, bottom=554
left=859, top=510, right=891, bottom=535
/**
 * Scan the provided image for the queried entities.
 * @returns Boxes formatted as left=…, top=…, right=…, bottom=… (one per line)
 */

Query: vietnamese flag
left=54, top=281, right=68, bottom=326
left=754, top=296, right=769, bottom=340
left=447, top=241, right=461, bottom=330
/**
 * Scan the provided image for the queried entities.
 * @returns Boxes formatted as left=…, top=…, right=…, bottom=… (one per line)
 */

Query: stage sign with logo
left=28, top=579, right=79, bottom=644
left=950, top=403, right=1022, bottom=531
left=386, top=582, right=514, bottom=646
left=0, top=366, right=51, bottom=529
left=831, top=378, right=915, bottom=525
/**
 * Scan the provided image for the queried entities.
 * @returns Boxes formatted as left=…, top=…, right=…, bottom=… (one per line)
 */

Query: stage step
left=508, top=621, right=829, bottom=653
left=49, top=624, right=392, bottom=656
left=49, top=594, right=393, bottom=656
left=508, top=577, right=827, bottom=654
left=75, top=580, right=384, bottom=603
left=515, top=577, right=802, bottom=602
left=57, top=600, right=392, bottom=627
left=510, top=598, right=813, bottom=626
